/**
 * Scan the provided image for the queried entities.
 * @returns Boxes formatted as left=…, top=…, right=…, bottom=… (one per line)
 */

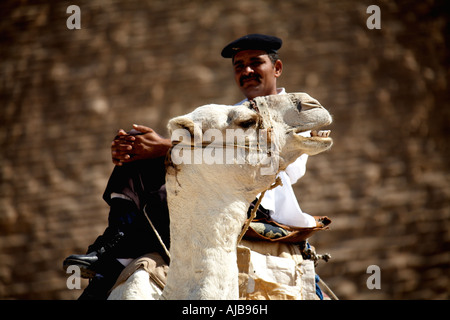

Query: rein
left=143, top=204, right=171, bottom=261
left=236, top=176, right=282, bottom=245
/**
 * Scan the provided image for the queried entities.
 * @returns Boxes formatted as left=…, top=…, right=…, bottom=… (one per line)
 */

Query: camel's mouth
left=288, top=127, right=333, bottom=155
left=293, top=127, right=332, bottom=140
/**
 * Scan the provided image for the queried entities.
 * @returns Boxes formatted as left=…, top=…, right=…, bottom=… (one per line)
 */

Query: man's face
left=233, top=49, right=282, bottom=100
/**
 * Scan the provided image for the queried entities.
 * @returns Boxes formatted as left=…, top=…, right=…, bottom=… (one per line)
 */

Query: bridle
left=168, top=98, right=276, bottom=156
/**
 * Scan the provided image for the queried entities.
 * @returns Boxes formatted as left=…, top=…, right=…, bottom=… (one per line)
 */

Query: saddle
left=244, top=216, right=331, bottom=243
left=244, top=200, right=331, bottom=243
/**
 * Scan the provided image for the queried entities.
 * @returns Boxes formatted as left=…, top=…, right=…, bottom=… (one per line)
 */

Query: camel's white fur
left=108, top=93, right=332, bottom=300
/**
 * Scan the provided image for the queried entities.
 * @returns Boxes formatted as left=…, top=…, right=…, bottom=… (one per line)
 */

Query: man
left=64, top=34, right=317, bottom=299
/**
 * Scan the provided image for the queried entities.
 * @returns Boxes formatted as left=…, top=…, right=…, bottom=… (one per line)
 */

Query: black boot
left=62, top=231, right=125, bottom=279
left=62, top=198, right=140, bottom=278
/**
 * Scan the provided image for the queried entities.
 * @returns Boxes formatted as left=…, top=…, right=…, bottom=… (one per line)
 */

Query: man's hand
left=111, top=124, right=172, bottom=166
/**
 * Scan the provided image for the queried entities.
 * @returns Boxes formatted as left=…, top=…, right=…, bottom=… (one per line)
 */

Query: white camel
left=108, top=92, right=333, bottom=300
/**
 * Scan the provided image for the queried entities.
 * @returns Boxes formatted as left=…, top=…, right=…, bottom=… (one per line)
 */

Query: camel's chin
left=304, top=137, right=333, bottom=150
left=306, top=136, right=333, bottom=144
left=291, top=133, right=333, bottom=155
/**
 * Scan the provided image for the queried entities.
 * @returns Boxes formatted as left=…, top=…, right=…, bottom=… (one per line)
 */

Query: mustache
left=239, top=74, right=261, bottom=86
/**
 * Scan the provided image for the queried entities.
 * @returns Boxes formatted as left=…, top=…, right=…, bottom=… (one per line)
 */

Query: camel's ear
left=167, top=116, right=197, bottom=142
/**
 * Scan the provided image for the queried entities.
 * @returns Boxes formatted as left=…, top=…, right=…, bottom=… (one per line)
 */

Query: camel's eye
left=228, top=109, right=259, bottom=129
left=237, top=118, right=257, bottom=129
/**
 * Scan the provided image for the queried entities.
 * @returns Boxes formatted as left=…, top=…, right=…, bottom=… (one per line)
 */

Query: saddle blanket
left=109, top=241, right=317, bottom=300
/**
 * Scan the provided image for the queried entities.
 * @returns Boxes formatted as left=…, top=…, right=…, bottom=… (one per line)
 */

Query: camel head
left=167, top=92, right=333, bottom=182
left=249, top=92, right=333, bottom=171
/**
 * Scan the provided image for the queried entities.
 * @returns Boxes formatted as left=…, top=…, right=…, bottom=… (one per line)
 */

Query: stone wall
left=0, top=0, right=448, bottom=299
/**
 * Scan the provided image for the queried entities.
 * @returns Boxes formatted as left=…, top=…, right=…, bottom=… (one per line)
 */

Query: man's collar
left=276, top=88, right=286, bottom=95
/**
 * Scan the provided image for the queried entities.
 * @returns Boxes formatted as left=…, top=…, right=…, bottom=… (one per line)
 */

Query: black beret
left=221, top=34, right=282, bottom=58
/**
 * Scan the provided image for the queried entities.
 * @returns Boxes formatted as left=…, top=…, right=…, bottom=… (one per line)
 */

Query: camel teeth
left=318, top=130, right=331, bottom=137
left=310, top=130, right=330, bottom=137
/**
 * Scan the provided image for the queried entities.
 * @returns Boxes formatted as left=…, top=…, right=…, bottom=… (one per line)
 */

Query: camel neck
left=163, top=167, right=252, bottom=299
